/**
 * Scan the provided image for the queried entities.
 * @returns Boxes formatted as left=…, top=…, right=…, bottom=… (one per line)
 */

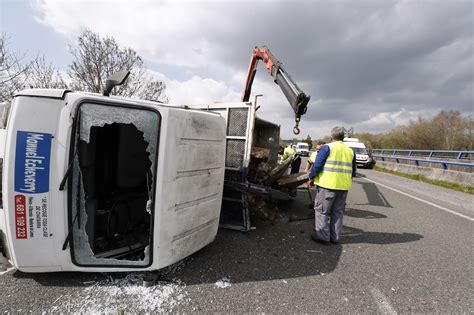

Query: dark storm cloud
left=202, top=0, right=473, bottom=126
left=35, top=0, right=473, bottom=134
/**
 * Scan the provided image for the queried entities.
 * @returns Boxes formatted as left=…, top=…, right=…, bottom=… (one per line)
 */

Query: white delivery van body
left=343, top=138, right=374, bottom=169
left=296, top=142, right=309, bottom=156
left=0, top=89, right=226, bottom=272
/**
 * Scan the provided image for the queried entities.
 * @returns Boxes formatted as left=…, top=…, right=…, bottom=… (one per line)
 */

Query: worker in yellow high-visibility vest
left=304, top=141, right=326, bottom=172
left=282, top=143, right=301, bottom=174
left=282, top=144, right=296, bottom=160
left=307, top=127, right=356, bottom=245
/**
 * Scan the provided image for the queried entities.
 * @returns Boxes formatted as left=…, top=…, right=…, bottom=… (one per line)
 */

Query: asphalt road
left=0, top=165, right=473, bottom=313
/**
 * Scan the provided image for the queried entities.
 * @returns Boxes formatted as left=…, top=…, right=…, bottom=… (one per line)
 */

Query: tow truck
left=0, top=46, right=310, bottom=273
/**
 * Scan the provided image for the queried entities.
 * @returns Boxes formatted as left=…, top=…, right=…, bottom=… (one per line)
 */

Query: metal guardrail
left=371, top=149, right=474, bottom=170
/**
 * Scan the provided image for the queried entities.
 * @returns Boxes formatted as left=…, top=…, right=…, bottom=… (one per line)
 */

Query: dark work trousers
left=313, top=187, right=348, bottom=242
left=290, top=155, right=302, bottom=174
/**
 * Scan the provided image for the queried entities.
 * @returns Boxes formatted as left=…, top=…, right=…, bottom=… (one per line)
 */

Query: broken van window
left=71, top=103, right=159, bottom=266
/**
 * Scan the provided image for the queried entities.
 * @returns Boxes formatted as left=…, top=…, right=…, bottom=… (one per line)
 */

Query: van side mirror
left=103, top=71, right=130, bottom=96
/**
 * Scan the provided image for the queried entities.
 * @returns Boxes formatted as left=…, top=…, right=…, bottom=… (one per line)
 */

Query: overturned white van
left=0, top=89, right=227, bottom=272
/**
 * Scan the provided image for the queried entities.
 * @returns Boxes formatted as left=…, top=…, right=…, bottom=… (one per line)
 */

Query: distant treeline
left=283, top=110, right=473, bottom=151
left=354, top=110, right=473, bottom=150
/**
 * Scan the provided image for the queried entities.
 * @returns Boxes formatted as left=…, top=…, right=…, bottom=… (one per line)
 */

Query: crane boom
left=241, top=46, right=310, bottom=134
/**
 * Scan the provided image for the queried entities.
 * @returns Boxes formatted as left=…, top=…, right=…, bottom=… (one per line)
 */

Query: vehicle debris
left=50, top=272, right=187, bottom=313
left=215, top=276, right=232, bottom=288
left=276, top=172, right=310, bottom=188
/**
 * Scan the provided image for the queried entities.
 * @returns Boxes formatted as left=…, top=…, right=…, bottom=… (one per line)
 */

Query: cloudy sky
left=1, top=0, right=473, bottom=138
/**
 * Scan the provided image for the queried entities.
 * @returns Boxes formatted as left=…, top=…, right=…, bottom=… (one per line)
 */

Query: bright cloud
left=149, top=71, right=240, bottom=105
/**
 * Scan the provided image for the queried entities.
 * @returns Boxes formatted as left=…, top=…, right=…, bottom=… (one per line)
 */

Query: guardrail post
left=415, top=160, right=419, bottom=166
left=457, top=152, right=463, bottom=160
left=442, top=163, right=448, bottom=170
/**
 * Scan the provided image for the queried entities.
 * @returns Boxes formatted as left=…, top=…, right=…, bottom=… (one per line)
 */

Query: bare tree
left=68, top=30, right=167, bottom=102
left=303, top=134, right=313, bottom=150
left=26, top=56, right=68, bottom=89
left=464, top=116, right=474, bottom=151
left=432, top=110, right=465, bottom=150
left=0, top=34, right=31, bottom=102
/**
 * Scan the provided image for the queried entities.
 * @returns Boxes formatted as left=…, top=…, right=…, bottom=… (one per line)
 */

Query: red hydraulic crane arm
left=241, top=46, right=310, bottom=134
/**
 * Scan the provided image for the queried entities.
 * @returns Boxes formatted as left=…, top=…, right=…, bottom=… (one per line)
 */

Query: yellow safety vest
left=314, top=141, right=354, bottom=190
left=309, top=151, right=317, bottom=164
left=283, top=146, right=296, bottom=160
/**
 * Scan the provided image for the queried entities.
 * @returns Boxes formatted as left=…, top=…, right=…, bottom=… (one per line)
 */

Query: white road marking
left=370, top=287, right=397, bottom=315
left=362, top=177, right=474, bottom=221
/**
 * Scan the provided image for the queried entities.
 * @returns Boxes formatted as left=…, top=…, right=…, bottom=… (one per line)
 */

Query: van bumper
left=356, top=159, right=376, bottom=169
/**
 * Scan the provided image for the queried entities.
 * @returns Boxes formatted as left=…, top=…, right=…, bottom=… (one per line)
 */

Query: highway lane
left=358, top=169, right=473, bottom=220
left=0, top=167, right=472, bottom=313
left=169, top=169, right=473, bottom=313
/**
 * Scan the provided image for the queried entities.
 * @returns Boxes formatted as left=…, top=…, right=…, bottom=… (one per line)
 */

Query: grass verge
left=373, top=166, right=474, bottom=194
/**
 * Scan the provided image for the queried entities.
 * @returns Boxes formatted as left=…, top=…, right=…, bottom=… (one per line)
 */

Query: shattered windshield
left=70, top=102, right=159, bottom=267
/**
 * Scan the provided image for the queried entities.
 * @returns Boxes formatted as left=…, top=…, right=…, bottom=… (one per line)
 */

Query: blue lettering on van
left=15, top=131, right=52, bottom=194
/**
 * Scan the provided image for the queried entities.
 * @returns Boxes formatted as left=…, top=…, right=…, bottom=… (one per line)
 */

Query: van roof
left=343, top=137, right=359, bottom=142
left=344, top=141, right=366, bottom=148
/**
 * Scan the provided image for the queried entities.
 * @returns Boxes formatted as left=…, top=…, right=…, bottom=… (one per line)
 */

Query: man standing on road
left=305, top=140, right=326, bottom=172
left=307, top=127, right=356, bottom=244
